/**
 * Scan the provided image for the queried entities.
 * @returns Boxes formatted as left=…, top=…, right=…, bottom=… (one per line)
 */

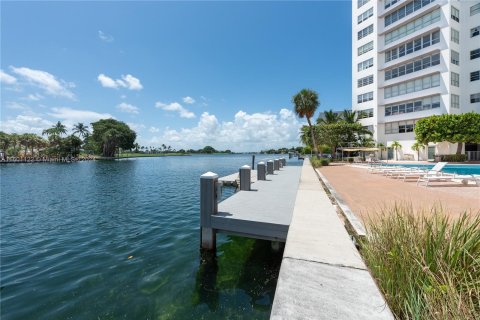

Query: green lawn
left=118, top=153, right=190, bottom=158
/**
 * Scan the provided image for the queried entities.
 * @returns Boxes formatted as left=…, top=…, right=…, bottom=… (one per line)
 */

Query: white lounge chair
left=451, top=174, right=480, bottom=187
left=416, top=162, right=452, bottom=186
left=398, top=162, right=448, bottom=181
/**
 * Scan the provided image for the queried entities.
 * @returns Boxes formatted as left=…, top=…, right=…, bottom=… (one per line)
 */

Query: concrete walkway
left=271, top=159, right=393, bottom=320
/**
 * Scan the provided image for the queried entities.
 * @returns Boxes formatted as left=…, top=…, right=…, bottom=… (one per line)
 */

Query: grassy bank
left=117, top=153, right=190, bottom=158
left=361, top=205, right=480, bottom=319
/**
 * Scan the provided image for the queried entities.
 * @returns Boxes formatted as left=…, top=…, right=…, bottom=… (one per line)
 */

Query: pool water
left=383, top=163, right=480, bottom=175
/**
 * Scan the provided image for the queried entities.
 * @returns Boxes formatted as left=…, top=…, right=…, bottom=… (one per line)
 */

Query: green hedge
left=439, top=154, right=467, bottom=162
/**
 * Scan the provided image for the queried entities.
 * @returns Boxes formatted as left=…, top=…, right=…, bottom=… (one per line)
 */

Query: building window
left=451, top=94, right=460, bottom=109
left=451, top=50, right=460, bottom=65
left=384, top=0, right=399, bottom=9
left=384, top=0, right=436, bottom=27
left=385, top=120, right=416, bottom=134
left=358, top=41, right=374, bottom=56
left=385, top=9, right=441, bottom=45
left=385, top=31, right=440, bottom=63
left=451, top=28, right=460, bottom=44
left=358, top=58, right=374, bottom=71
left=385, top=95, right=440, bottom=116
left=471, top=71, right=480, bottom=82
left=451, top=6, right=460, bottom=22
left=471, top=93, right=480, bottom=103
left=358, top=0, right=370, bottom=9
left=472, top=26, right=480, bottom=38
left=358, top=108, right=374, bottom=119
left=358, top=7, right=373, bottom=24
left=451, top=72, right=460, bottom=87
left=357, top=75, right=374, bottom=88
left=471, top=3, right=480, bottom=16
left=358, top=92, right=374, bottom=103
left=385, top=53, right=440, bottom=81
left=358, top=24, right=374, bottom=40
left=471, top=49, right=480, bottom=60
left=384, top=74, right=441, bottom=99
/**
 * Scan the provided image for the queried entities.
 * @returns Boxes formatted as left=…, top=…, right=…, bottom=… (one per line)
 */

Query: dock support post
left=279, top=159, right=283, bottom=169
left=257, top=162, right=266, bottom=180
left=239, top=165, right=251, bottom=191
left=252, top=155, right=255, bottom=170
left=267, top=160, right=274, bottom=175
left=200, top=172, right=218, bottom=251
left=274, top=159, right=280, bottom=171
left=282, top=158, right=287, bottom=166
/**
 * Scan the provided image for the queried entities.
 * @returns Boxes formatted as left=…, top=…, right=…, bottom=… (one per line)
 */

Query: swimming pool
left=383, top=163, right=480, bottom=175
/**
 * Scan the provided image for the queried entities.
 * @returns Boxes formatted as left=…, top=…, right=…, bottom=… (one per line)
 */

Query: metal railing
left=466, top=151, right=480, bottom=161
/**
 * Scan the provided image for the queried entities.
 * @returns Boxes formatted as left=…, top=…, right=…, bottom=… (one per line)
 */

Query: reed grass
left=361, top=204, right=480, bottom=319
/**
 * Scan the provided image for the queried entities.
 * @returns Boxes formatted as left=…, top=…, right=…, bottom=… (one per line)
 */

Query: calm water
left=383, top=163, right=480, bottom=175
left=1, top=154, right=300, bottom=319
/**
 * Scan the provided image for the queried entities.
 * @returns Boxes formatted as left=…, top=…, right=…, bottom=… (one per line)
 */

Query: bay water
left=1, top=154, right=300, bottom=319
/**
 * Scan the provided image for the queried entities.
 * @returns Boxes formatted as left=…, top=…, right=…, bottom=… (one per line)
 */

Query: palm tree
left=73, top=123, right=89, bottom=139
left=377, top=142, right=386, bottom=160
left=317, top=109, right=340, bottom=124
left=19, top=133, right=31, bottom=157
left=390, top=141, right=402, bottom=161
left=411, top=142, right=424, bottom=161
left=43, top=121, right=67, bottom=140
left=9, top=133, right=19, bottom=156
left=133, top=143, right=140, bottom=153
left=0, top=132, right=10, bottom=160
left=293, top=89, right=320, bottom=156
left=342, top=110, right=358, bottom=123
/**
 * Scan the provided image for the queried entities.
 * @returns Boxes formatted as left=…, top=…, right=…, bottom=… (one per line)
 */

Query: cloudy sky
left=1, top=1, right=351, bottom=151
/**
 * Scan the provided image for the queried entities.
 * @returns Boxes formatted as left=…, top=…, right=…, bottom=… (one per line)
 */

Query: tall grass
left=361, top=204, right=480, bottom=319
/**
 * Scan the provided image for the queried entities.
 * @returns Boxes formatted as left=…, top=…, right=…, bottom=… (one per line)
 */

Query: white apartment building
left=352, top=0, right=480, bottom=160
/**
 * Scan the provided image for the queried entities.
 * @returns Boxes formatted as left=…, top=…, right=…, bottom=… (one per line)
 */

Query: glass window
left=406, top=103, right=414, bottom=113
left=399, top=83, right=406, bottom=95
left=451, top=50, right=460, bottom=65
left=451, top=94, right=460, bottom=108
left=406, top=41, right=414, bottom=54
left=414, top=60, right=422, bottom=71
left=385, top=107, right=392, bottom=116
left=451, top=72, right=459, bottom=87
left=472, top=26, right=480, bottom=38
left=414, top=38, right=422, bottom=51
left=385, top=51, right=391, bottom=62
left=407, top=81, right=414, bottom=93
left=406, top=62, right=414, bottom=74
left=414, top=100, right=422, bottom=111
left=385, top=87, right=392, bottom=99
left=471, top=3, right=480, bottom=16
left=423, top=76, right=431, bottom=89
left=471, top=93, right=480, bottom=103
left=432, top=96, right=440, bottom=108
left=423, top=34, right=431, bottom=48
left=392, top=68, right=399, bottom=78
left=415, top=79, right=423, bottom=91
left=399, top=45, right=406, bottom=57
left=471, top=71, right=480, bottom=81
left=451, top=6, right=460, bottom=22
left=392, top=85, right=399, bottom=97
left=392, top=48, right=398, bottom=59
left=432, top=31, right=440, bottom=44
left=431, top=74, right=440, bottom=87
left=399, top=65, right=406, bottom=76
left=392, top=106, right=399, bottom=115
left=385, top=70, right=392, bottom=80
left=431, top=53, right=440, bottom=66
left=451, top=28, right=460, bottom=44
left=471, top=49, right=480, bottom=60
left=422, top=56, right=431, bottom=68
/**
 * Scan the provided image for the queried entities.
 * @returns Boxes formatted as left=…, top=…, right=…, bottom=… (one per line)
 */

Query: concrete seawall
left=270, top=159, right=394, bottom=319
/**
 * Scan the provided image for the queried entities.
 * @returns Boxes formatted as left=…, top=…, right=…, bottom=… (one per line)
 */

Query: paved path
left=271, top=159, right=394, bottom=320
left=214, top=166, right=302, bottom=241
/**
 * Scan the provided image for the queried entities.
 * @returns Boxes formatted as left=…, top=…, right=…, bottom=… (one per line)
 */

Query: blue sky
left=1, top=1, right=352, bottom=151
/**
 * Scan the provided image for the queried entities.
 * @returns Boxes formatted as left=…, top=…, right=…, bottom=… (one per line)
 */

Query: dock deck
left=218, top=170, right=258, bottom=186
left=213, top=166, right=302, bottom=241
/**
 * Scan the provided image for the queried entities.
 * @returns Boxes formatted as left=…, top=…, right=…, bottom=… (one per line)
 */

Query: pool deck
left=214, top=166, right=302, bottom=241
left=318, top=164, right=480, bottom=222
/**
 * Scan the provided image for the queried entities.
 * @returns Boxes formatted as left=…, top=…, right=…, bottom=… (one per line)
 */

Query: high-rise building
left=352, top=0, right=480, bottom=160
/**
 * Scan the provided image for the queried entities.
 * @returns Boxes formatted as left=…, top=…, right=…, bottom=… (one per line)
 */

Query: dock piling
left=274, top=159, right=280, bottom=171
left=257, top=162, right=266, bottom=180
left=267, top=160, right=274, bottom=175
left=239, top=165, right=251, bottom=191
left=200, top=172, right=218, bottom=251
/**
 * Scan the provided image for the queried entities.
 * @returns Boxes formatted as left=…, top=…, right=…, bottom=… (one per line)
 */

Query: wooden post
left=267, top=160, right=274, bottom=175
left=200, top=172, right=218, bottom=251
left=239, top=165, right=251, bottom=191
left=257, top=162, right=266, bottom=180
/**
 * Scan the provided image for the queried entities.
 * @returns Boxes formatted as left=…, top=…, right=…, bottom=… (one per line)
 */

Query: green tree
left=293, top=89, right=320, bottom=156
left=9, top=133, right=19, bottom=156
left=415, top=113, right=480, bottom=155
left=377, top=143, right=386, bottom=160
left=91, top=119, right=136, bottom=157
left=202, top=146, right=216, bottom=154
left=73, top=123, right=89, bottom=139
left=0, top=132, right=10, bottom=159
left=316, top=122, right=372, bottom=157
left=411, top=142, right=424, bottom=161
left=317, top=109, right=340, bottom=124
left=342, top=110, right=358, bottom=124
left=390, top=141, right=402, bottom=161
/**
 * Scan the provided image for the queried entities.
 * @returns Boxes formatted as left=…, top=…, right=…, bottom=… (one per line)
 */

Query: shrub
left=320, top=158, right=329, bottom=166
left=439, top=154, right=467, bottom=162
left=361, top=205, right=480, bottom=320
left=310, top=156, right=322, bottom=168
left=347, top=157, right=354, bottom=163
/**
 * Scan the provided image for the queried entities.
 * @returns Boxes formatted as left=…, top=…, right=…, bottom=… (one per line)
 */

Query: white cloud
left=127, top=122, right=146, bottom=132
left=0, top=69, right=17, bottom=84
left=182, top=96, right=195, bottom=104
left=149, top=126, right=160, bottom=133
left=22, top=93, right=44, bottom=101
left=48, top=107, right=113, bottom=129
left=0, top=113, right=53, bottom=135
left=97, top=73, right=143, bottom=90
left=116, top=102, right=139, bottom=114
left=10, top=66, right=75, bottom=99
left=157, top=108, right=301, bottom=151
left=98, top=30, right=114, bottom=42
left=155, top=101, right=195, bottom=119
